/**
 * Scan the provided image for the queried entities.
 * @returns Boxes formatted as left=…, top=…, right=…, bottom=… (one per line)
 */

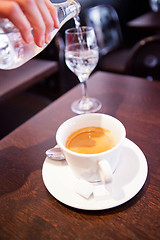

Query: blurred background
left=1, top=0, right=158, bottom=139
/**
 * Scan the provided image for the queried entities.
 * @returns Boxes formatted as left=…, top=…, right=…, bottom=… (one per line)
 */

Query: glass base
left=71, top=97, right=102, bottom=114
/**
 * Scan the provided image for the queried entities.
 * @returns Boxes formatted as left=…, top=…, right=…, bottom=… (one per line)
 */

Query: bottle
left=0, top=0, right=81, bottom=70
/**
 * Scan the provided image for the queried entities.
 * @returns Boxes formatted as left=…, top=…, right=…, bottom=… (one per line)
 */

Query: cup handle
left=98, top=160, right=112, bottom=184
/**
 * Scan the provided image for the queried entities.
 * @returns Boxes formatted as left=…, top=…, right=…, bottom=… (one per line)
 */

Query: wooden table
left=0, top=59, right=58, bottom=103
left=127, top=11, right=160, bottom=32
left=0, top=71, right=159, bottom=240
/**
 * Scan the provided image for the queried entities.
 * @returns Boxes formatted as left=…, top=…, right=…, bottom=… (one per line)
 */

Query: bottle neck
left=55, top=0, right=81, bottom=25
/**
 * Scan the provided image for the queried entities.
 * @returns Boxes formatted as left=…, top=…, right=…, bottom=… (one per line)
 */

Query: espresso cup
left=56, top=113, right=126, bottom=183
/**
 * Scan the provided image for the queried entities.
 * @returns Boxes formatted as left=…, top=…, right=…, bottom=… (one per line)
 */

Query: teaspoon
left=45, top=146, right=65, bottom=161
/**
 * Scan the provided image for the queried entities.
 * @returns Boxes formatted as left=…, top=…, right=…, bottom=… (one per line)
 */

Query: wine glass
left=65, top=26, right=102, bottom=114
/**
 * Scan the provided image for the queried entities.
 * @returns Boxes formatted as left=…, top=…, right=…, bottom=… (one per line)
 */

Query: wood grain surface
left=0, top=71, right=159, bottom=240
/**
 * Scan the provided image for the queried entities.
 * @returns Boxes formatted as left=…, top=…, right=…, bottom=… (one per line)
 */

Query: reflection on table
left=127, top=11, right=160, bottom=32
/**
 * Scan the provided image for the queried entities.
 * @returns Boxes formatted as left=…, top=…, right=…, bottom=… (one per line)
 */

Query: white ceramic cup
left=56, top=113, right=126, bottom=183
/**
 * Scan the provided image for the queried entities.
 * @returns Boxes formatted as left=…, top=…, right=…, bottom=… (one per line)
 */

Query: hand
left=0, top=0, right=59, bottom=47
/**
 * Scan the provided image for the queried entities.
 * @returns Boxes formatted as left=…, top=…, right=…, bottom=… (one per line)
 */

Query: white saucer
left=42, top=138, right=148, bottom=210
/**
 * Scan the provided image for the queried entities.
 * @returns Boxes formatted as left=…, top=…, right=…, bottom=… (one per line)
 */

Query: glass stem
left=81, top=81, right=88, bottom=100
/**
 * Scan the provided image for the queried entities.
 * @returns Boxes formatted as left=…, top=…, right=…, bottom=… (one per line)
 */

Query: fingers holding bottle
left=17, top=0, right=59, bottom=46
left=36, top=0, right=60, bottom=44
left=0, top=1, right=34, bottom=43
left=0, top=0, right=59, bottom=47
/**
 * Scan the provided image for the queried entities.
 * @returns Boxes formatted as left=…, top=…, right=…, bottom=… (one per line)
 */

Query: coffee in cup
left=56, top=113, right=126, bottom=183
left=66, top=126, right=117, bottom=154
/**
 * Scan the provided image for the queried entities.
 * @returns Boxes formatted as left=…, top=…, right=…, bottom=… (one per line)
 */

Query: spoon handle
left=46, top=145, right=65, bottom=161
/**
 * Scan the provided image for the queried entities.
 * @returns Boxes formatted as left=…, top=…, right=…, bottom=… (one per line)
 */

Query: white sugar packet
left=74, top=179, right=94, bottom=199
left=93, top=184, right=111, bottom=201
left=74, top=179, right=112, bottom=200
